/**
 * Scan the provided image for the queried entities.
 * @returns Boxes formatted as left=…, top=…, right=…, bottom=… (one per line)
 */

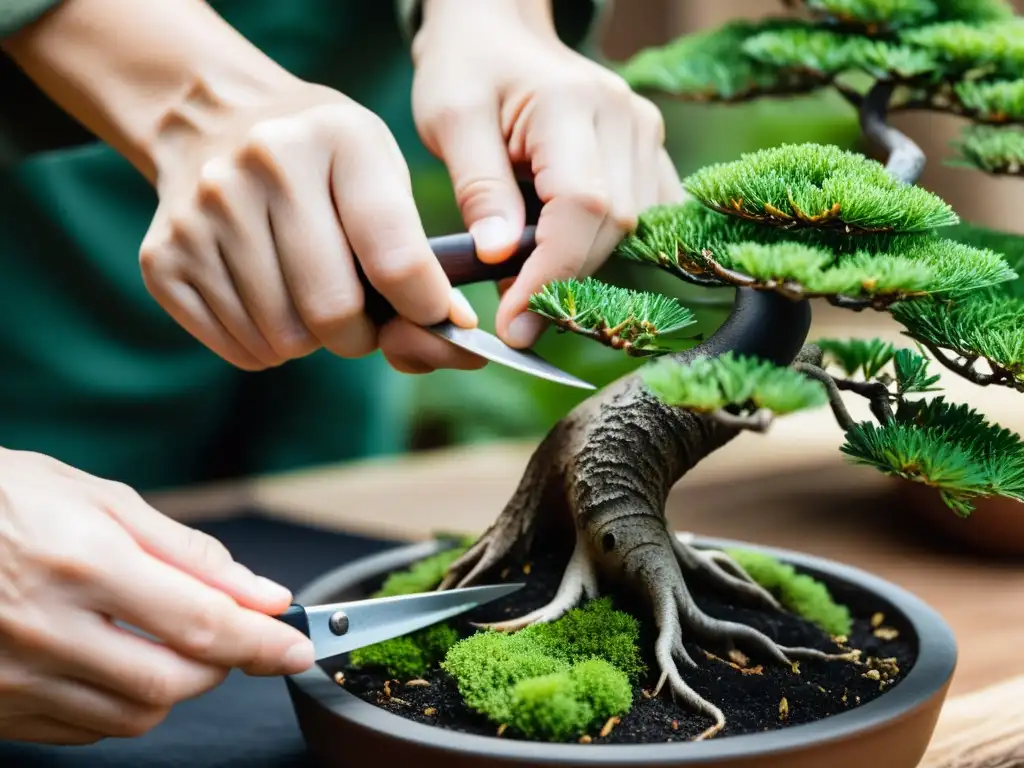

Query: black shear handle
left=275, top=604, right=310, bottom=637
left=356, top=181, right=543, bottom=325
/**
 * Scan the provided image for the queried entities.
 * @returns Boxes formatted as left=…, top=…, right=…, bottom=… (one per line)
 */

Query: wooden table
left=148, top=307, right=1024, bottom=767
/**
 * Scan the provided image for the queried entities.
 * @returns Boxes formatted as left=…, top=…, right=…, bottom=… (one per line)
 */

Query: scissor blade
left=304, top=583, right=524, bottom=660
left=429, top=322, right=596, bottom=391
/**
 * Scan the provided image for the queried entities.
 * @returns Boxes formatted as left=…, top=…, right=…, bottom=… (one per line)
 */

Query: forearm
left=1, top=0, right=294, bottom=182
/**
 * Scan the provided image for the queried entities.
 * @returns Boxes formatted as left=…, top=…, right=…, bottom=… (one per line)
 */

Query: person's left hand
left=411, top=0, right=685, bottom=350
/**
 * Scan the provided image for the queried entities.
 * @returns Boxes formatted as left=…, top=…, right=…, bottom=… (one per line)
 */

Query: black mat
left=0, top=514, right=401, bottom=767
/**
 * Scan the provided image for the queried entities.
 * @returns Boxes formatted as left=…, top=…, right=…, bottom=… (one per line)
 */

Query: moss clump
left=441, top=599, right=643, bottom=741
left=725, top=549, right=854, bottom=636
left=349, top=539, right=473, bottom=679
left=507, top=660, right=632, bottom=741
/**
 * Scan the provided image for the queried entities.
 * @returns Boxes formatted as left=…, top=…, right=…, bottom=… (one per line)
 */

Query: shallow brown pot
left=285, top=535, right=957, bottom=768
left=897, top=481, right=1024, bottom=557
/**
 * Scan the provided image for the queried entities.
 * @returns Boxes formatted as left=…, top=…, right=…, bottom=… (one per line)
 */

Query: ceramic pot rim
left=287, top=534, right=958, bottom=766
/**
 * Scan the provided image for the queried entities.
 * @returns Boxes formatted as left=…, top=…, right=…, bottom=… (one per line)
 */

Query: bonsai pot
left=896, top=481, right=1024, bottom=557
left=285, top=535, right=957, bottom=768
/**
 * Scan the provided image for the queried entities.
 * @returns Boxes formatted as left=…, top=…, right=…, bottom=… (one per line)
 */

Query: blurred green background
left=404, top=90, right=862, bottom=451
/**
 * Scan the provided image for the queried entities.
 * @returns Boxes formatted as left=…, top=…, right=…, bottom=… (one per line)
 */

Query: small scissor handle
left=356, top=180, right=543, bottom=326
left=275, top=604, right=310, bottom=638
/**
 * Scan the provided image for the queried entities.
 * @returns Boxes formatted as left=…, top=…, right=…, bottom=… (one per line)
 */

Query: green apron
left=0, top=0, right=600, bottom=491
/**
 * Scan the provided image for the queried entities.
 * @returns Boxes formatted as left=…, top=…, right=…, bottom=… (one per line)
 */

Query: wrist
left=414, top=0, right=558, bottom=61
left=2, top=0, right=296, bottom=182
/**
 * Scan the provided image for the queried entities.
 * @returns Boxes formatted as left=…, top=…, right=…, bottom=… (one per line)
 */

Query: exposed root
left=472, top=534, right=598, bottom=632
left=439, top=481, right=547, bottom=591
left=671, top=533, right=782, bottom=611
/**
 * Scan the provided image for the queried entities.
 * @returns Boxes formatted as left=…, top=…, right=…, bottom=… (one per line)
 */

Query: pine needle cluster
left=642, top=351, right=829, bottom=418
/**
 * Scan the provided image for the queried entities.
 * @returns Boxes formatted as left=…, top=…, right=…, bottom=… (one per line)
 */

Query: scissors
left=274, top=582, right=523, bottom=660
left=352, top=181, right=595, bottom=391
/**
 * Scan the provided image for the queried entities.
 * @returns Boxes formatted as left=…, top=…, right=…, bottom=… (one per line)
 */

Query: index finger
left=332, top=132, right=453, bottom=328
left=89, top=547, right=313, bottom=677
left=497, top=110, right=609, bottom=346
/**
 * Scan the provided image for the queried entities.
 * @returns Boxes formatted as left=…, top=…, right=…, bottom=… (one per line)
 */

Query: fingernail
left=283, top=640, right=315, bottom=672
left=507, top=312, right=547, bottom=348
left=253, top=574, right=292, bottom=605
left=449, top=288, right=478, bottom=328
left=470, top=217, right=515, bottom=255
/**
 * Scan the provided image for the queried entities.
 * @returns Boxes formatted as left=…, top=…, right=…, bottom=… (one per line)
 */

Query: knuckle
left=632, top=95, right=665, bottom=140
left=0, top=663, right=38, bottom=697
left=302, top=293, right=363, bottom=337
left=195, top=160, right=236, bottom=211
left=134, top=668, right=182, bottom=708
left=180, top=595, right=233, bottom=657
left=363, top=248, right=430, bottom=288
left=182, top=529, right=232, bottom=575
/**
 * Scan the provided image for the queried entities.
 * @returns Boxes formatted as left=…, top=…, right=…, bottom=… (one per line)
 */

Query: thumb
left=112, top=492, right=293, bottom=614
left=434, top=104, right=525, bottom=263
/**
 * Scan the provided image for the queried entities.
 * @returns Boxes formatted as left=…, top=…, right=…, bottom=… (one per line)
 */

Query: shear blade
left=429, top=322, right=596, bottom=391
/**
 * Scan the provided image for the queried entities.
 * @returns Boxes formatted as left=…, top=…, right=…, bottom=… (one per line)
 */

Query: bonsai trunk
left=440, top=84, right=921, bottom=739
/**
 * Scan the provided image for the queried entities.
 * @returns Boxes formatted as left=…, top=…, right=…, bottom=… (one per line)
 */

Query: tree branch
left=859, top=80, right=926, bottom=185
left=709, top=408, right=774, bottom=433
left=793, top=363, right=857, bottom=431
left=921, top=342, right=1024, bottom=391
left=833, top=378, right=895, bottom=423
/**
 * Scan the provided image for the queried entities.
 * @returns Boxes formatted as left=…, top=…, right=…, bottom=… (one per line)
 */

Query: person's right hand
left=0, top=448, right=313, bottom=745
left=140, top=74, right=485, bottom=376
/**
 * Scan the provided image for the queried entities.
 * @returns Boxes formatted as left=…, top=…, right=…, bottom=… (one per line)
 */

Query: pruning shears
left=274, top=583, right=523, bottom=661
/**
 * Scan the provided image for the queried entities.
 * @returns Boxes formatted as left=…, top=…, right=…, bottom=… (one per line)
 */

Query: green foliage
left=643, top=351, right=829, bottom=415
left=617, top=20, right=825, bottom=101
left=841, top=396, right=1024, bottom=514
left=507, top=660, right=633, bottom=741
left=724, top=548, right=853, bottom=636
left=817, top=337, right=897, bottom=378
left=529, top=278, right=696, bottom=356
left=683, top=143, right=959, bottom=234
left=613, top=199, right=1015, bottom=301
left=787, top=0, right=1014, bottom=28
left=349, top=541, right=472, bottom=678
left=790, top=0, right=938, bottom=30
left=442, top=599, right=642, bottom=740
left=744, top=26, right=935, bottom=79
left=954, top=79, right=1024, bottom=123
left=893, top=348, right=943, bottom=393
left=901, top=20, right=1024, bottom=78
left=892, top=291, right=1024, bottom=386
left=816, top=338, right=941, bottom=392
left=954, top=124, right=1024, bottom=175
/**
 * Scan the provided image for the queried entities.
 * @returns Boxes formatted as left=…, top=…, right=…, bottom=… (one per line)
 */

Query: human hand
left=140, top=75, right=485, bottom=375
left=411, top=0, right=685, bottom=349
left=0, top=448, right=312, bottom=744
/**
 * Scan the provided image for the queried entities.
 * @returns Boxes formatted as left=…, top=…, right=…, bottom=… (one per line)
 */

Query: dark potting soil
left=328, top=542, right=917, bottom=745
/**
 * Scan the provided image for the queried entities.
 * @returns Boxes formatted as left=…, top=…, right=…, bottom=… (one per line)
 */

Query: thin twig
left=860, top=80, right=926, bottom=185
left=709, top=408, right=774, bottom=433
left=834, top=378, right=895, bottom=423
left=793, top=363, right=857, bottom=431
left=921, top=341, right=1023, bottom=391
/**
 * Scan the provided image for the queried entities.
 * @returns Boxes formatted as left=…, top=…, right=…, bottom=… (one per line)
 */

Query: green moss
left=507, top=660, right=633, bottom=741
left=349, top=539, right=473, bottom=679
left=441, top=599, right=642, bottom=741
left=724, top=549, right=854, bottom=636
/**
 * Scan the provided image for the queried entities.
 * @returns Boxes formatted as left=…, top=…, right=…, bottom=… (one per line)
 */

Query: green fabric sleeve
left=0, top=0, right=62, bottom=38
left=394, top=0, right=610, bottom=51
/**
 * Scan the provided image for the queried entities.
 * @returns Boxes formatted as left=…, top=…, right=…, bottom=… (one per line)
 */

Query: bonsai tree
left=434, top=0, right=1024, bottom=740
